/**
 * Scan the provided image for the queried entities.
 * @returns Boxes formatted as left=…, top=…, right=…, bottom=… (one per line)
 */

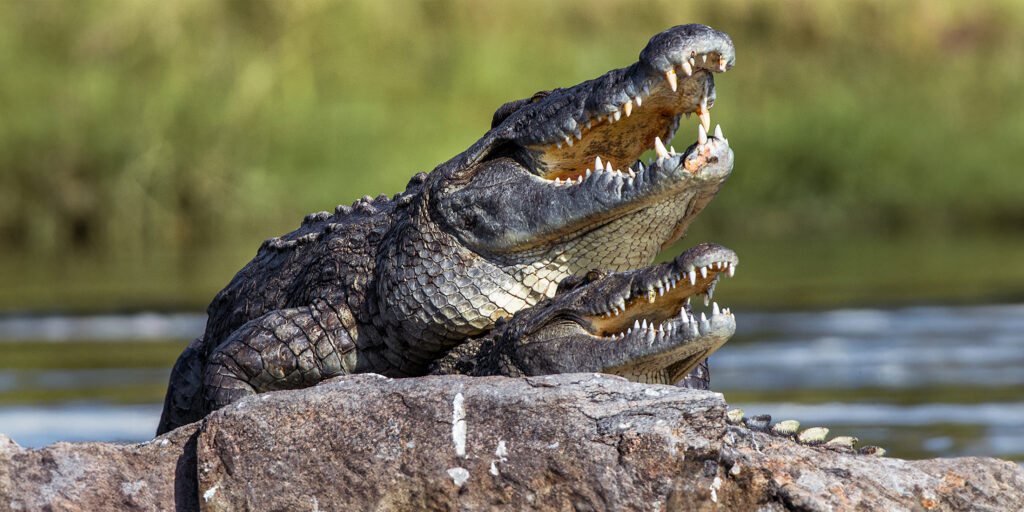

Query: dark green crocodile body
left=158, top=24, right=736, bottom=434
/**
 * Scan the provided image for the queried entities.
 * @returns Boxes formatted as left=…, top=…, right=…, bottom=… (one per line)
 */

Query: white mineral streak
left=489, top=440, right=509, bottom=476
left=710, top=476, right=723, bottom=503
left=202, top=484, right=219, bottom=503
left=452, top=392, right=467, bottom=457
left=447, top=467, right=470, bottom=487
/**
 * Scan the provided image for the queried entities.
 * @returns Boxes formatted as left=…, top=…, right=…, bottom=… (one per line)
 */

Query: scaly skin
left=158, top=24, right=736, bottom=434
left=431, top=243, right=738, bottom=386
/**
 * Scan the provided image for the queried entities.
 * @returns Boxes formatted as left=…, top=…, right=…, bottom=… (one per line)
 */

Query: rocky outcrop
left=3, top=373, right=1023, bottom=511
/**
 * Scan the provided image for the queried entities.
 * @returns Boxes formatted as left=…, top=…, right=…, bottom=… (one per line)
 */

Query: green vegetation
left=0, top=340, right=188, bottom=369
left=2, top=1, right=1023, bottom=310
left=721, top=384, right=1024, bottom=407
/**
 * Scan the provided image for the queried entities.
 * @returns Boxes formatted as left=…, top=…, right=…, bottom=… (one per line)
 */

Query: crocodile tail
left=156, top=337, right=207, bottom=436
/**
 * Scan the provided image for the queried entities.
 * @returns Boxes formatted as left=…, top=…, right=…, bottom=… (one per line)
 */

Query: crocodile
left=430, top=242, right=738, bottom=387
left=157, top=24, right=736, bottom=435
left=428, top=244, right=887, bottom=455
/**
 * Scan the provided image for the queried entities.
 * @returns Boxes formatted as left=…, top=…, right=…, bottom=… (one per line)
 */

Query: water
left=0, top=306, right=1021, bottom=462
left=713, top=304, right=1024, bottom=461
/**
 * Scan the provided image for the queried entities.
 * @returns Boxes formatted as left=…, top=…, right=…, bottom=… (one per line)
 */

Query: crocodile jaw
left=507, top=243, right=739, bottom=384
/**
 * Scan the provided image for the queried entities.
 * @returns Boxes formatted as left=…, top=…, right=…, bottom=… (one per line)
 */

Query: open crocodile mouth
left=569, top=243, right=738, bottom=381
left=584, top=247, right=736, bottom=339
left=526, top=48, right=730, bottom=185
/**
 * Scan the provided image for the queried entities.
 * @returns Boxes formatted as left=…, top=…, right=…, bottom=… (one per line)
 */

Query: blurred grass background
left=2, top=0, right=1024, bottom=311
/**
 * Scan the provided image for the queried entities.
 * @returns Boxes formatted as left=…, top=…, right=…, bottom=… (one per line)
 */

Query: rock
left=0, top=423, right=199, bottom=511
left=2, top=373, right=1023, bottom=511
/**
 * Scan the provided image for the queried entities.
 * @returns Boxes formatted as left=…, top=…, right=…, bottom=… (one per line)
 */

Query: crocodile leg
left=203, top=298, right=357, bottom=413
left=156, top=337, right=207, bottom=435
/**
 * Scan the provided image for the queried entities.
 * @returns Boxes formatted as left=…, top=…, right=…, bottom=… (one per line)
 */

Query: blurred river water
left=1, top=304, right=1021, bottom=463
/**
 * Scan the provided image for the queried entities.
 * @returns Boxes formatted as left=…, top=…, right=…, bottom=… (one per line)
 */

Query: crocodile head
left=430, top=24, right=735, bottom=269
left=380, top=25, right=735, bottom=367
left=434, top=243, right=738, bottom=385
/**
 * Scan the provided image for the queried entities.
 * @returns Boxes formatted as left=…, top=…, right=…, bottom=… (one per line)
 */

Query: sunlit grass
left=0, top=340, right=188, bottom=369
left=720, top=384, right=1024, bottom=406
left=0, top=384, right=168, bottom=406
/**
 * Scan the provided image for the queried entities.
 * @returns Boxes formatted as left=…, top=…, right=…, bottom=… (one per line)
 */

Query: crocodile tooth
left=670, top=145, right=676, bottom=155
left=688, top=269, right=697, bottom=286
left=554, top=178, right=562, bottom=186
left=618, top=302, right=626, bottom=313
left=686, top=297, right=691, bottom=306
left=719, top=56, right=728, bottom=72
left=628, top=168, right=636, bottom=178
left=707, top=280, right=716, bottom=300
left=665, top=68, right=677, bottom=92
left=634, top=95, right=641, bottom=107
left=702, top=54, right=708, bottom=64
left=647, top=288, right=656, bottom=303
left=585, top=168, right=592, bottom=178
left=564, top=136, right=573, bottom=147
left=698, top=124, right=708, bottom=145
left=641, top=319, right=648, bottom=329
left=698, top=97, right=711, bottom=133
left=623, top=99, right=632, bottom=117
left=556, top=140, right=562, bottom=149
left=680, top=309, right=689, bottom=323
left=612, top=110, right=621, bottom=122
left=575, top=129, right=583, bottom=140
left=586, top=120, right=592, bottom=129
left=681, top=61, right=693, bottom=76
left=627, top=327, right=632, bottom=335
left=647, top=328, right=655, bottom=344
left=728, top=263, right=736, bottom=277
left=576, top=176, right=583, bottom=184
left=633, top=319, right=640, bottom=330
left=690, top=322, right=700, bottom=336
left=714, top=124, right=724, bottom=140
left=605, top=161, right=613, bottom=173
left=712, top=302, right=720, bottom=316
left=595, top=156, right=603, bottom=170
left=654, top=137, right=669, bottom=159
left=704, top=294, right=710, bottom=307
left=700, top=266, right=707, bottom=278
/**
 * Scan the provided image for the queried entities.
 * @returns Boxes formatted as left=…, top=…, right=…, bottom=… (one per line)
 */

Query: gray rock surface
left=2, top=373, right=1023, bottom=511
left=0, top=423, right=199, bottom=511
